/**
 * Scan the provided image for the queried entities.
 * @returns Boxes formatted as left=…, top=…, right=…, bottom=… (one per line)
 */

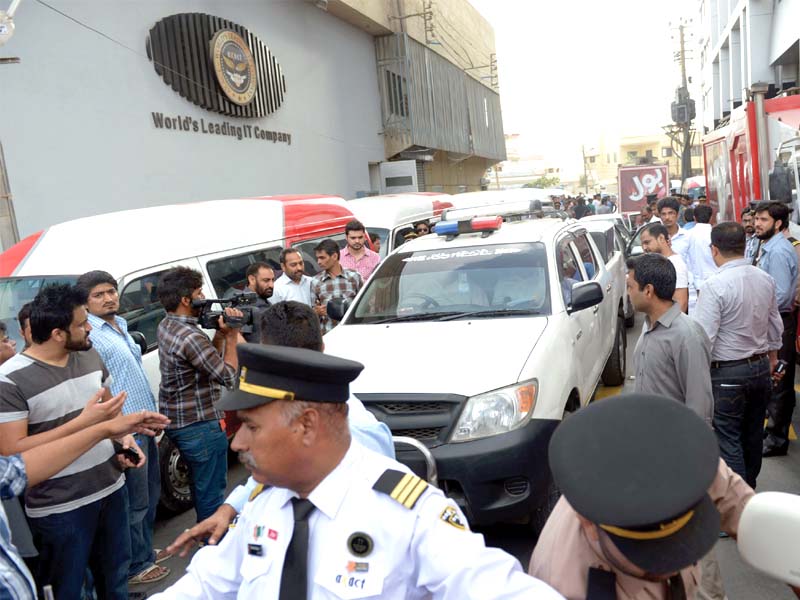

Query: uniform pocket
left=314, top=562, right=385, bottom=599
left=240, top=552, right=274, bottom=583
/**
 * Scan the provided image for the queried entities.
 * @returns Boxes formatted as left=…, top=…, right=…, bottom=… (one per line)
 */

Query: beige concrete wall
left=335, top=0, right=497, bottom=90
left=422, top=153, right=490, bottom=192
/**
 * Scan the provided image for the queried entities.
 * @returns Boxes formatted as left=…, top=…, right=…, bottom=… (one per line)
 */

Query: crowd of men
left=1, top=203, right=799, bottom=599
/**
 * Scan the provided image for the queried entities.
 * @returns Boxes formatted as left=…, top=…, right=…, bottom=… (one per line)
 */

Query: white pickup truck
left=325, top=208, right=627, bottom=530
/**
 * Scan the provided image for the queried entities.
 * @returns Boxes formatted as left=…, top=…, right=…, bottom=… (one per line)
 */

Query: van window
left=0, top=276, right=77, bottom=347
left=206, top=247, right=282, bottom=298
left=119, top=272, right=168, bottom=352
left=292, top=234, right=346, bottom=276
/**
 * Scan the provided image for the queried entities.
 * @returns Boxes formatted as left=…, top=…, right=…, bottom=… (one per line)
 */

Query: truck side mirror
left=568, top=282, right=604, bottom=314
left=130, top=331, right=148, bottom=355
left=327, top=298, right=351, bottom=322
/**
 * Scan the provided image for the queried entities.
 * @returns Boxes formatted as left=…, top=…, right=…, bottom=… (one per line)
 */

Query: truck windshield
left=348, top=242, right=550, bottom=324
left=0, top=277, right=78, bottom=347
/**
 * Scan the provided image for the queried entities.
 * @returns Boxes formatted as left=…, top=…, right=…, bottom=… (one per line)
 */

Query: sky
left=468, top=0, right=696, bottom=176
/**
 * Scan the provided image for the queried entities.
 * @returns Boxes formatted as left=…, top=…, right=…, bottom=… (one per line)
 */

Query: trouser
left=711, top=356, right=771, bottom=488
left=29, top=485, right=130, bottom=600
left=764, top=310, right=797, bottom=451
left=125, top=434, right=161, bottom=576
left=166, top=420, right=228, bottom=522
left=695, top=547, right=726, bottom=600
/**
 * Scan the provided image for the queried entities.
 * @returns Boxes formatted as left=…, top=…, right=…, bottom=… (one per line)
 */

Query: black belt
left=711, top=352, right=768, bottom=369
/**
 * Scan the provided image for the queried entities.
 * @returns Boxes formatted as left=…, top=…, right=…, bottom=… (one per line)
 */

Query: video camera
left=191, top=292, right=259, bottom=332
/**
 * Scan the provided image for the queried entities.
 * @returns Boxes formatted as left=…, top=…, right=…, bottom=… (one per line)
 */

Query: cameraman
left=157, top=267, right=244, bottom=522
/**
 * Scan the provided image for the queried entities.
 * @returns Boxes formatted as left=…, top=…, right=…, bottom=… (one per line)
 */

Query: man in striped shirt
left=0, top=284, right=148, bottom=599
left=312, top=239, right=363, bottom=334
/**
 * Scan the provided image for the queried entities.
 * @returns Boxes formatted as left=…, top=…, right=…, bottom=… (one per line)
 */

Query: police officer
left=151, top=344, right=564, bottom=600
left=529, top=394, right=754, bottom=599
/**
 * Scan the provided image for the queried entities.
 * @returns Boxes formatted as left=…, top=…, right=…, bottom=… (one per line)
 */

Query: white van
left=347, top=193, right=452, bottom=257
left=0, top=195, right=358, bottom=512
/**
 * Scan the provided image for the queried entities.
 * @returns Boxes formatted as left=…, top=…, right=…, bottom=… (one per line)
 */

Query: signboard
left=618, top=165, right=669, bottom=213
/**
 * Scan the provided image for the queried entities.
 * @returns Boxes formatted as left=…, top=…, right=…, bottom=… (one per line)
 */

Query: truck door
left=730, top=134, right=750, bottom=221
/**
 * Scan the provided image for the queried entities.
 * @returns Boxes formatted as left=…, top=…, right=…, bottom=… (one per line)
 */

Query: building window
left=691, top=146, right=702, bottom=157
left=645, top=149, right=654, bottom=159
left=627, top=151, right=638, bottom=160
left=385, top=71, right=408, bottom=117
left=661, top=147, right=673, bottom=157
left=588, top=156, right=596, bottom=163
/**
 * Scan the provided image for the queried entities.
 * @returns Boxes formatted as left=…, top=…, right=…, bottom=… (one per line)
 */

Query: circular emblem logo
left=210, top=30, right=257, bottom=106
left=347, top=532, right=373, bottom=557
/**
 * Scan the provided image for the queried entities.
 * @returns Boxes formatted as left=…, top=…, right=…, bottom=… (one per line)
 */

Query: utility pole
left=581, top=145, right=589, bottom=193
left=670, top=18, right=696, bottom=183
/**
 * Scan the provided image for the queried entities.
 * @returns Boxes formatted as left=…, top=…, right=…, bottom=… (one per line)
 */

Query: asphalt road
left=143, top=315, right=800, bottom=599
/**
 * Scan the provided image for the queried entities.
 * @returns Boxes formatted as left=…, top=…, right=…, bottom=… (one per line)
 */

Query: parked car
left=323, top=205, right=625, bottom=531
left=0, top=195, right=360, bottom=513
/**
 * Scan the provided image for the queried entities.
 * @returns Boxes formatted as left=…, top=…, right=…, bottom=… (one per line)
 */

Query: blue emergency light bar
left=434, top=216, right=503, bottom=236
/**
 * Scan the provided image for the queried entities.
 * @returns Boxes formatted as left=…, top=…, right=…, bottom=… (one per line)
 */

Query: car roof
left=395, top=217, right=578, bottom=252
left=3, top=196, right=350, bottom=279
left=346, top=194, right=452, bottom=227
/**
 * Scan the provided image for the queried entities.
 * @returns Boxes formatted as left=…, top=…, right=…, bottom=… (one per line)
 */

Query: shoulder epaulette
left=789, top=237, right=800, bottom=247
left=249, top=483, right=265, bottom=502
left=373, top=469, right=429, bottom=509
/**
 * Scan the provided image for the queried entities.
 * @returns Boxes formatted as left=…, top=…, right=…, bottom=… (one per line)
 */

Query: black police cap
left=217, top=344, right=364, bottom=411
left=549, top=394, right=721, bottom=574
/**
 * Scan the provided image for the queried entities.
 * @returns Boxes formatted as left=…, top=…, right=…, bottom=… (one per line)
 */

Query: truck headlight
left=450, top=380, right=537, bottom=442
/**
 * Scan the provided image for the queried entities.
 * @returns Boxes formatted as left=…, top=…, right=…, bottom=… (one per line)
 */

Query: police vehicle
left=324, top=203, right=626, bottom=530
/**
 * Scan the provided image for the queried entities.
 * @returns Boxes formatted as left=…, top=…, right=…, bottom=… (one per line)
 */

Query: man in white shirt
left=270, top=249, right=313, bottom=306
left=640, top=223, right=689, bottom=313
left=684, top=204, right=718, bottom=311
left=657, top=196, right=689, bottom=257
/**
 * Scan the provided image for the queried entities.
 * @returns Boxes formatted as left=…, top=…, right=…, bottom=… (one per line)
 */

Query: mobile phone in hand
left=774, top=360, right=788, bottom=376
left=112, top=440, right=140, bottom=463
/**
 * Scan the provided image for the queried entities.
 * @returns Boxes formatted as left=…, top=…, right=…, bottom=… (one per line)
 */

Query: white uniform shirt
left=668, top=253, right=689, bottom=289
left=684, top=223, right=718, bottom=299
left=270, top=273, right=313, bottom=306
left=151, top=442, right=564, bottom=600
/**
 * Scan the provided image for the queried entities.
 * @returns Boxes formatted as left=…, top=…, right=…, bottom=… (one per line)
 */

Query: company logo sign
left=147, top=14, right=286, bottom=118
left=211, top=30, right=258, bottom=106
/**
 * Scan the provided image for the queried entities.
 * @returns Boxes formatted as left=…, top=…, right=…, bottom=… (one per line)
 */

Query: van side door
left=118, top=258, right=205, bottom=400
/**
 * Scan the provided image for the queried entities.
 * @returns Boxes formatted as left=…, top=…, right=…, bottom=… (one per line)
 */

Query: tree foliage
left=524, top=176, right=561, bottom=189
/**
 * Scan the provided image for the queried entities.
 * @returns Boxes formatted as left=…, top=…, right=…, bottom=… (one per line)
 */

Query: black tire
left=624, top=311, right=635, bottom=329
left=158, top=435, right=193, bottom=515
left=529, top=474, right=560, bottom=537
left=601, top=316, right=626, bottom=386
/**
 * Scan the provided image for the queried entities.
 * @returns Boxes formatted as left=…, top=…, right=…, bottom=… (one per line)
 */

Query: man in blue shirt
left=165, top=300, right=395, bottom=555
left=753, top=202, right=799, bottom=457
left=77, top=271, right=171, bottom=586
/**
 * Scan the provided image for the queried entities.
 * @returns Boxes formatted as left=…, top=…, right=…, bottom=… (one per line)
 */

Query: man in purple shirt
left=339, top=219, right=381, bottom=282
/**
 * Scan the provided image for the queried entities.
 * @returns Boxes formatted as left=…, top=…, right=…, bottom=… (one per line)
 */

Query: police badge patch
left=440, top=506, right=468, bottom=530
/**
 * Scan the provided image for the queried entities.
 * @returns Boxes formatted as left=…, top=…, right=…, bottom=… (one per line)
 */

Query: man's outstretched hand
left=167, top=504, right=238, bottom=557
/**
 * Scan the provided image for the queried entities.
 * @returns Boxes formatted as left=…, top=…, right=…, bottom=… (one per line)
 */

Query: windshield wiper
left=435, top=308, right=543, bottom=321
left=371, top=311, right=462, bottom=324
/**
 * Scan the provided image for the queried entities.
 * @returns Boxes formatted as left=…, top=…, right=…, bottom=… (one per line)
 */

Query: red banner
left=618, top=165, right=669, bottom=213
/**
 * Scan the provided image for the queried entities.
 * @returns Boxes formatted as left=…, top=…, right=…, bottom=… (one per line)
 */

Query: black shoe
left=762, top=444, right=789, bottom=457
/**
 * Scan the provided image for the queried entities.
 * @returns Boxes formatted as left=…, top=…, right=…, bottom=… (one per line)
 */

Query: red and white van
left=0, top=194, right=356, bottom=511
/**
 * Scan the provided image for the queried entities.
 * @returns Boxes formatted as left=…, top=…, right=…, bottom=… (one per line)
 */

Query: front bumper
left=396, top=418, right=560, bottom=526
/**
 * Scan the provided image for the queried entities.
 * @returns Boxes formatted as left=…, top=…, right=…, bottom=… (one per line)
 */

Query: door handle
left=576, top=329, right=583, bottom=341
left=593, top=305, right=600, bottom=314
left=606, top=283, right=612, bottom=293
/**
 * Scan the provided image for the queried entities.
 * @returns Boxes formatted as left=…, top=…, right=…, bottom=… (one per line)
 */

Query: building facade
left=0, top=0, right=503, bottom=247
left=697, top=0, right=799, bottom=133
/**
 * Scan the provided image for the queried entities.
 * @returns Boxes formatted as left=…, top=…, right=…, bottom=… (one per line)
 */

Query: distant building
left=0, top=0, right=504, bottom=247
left=697, top=0, right=799, bottom=133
